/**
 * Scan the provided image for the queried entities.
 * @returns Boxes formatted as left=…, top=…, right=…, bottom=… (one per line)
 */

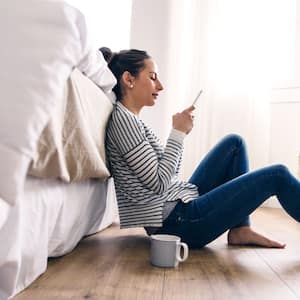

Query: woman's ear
left=122, top=71, right=135, bottom=89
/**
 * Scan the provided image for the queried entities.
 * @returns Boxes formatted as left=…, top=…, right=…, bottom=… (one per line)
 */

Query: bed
left=0, top=69, right=118, bottom=300
left=0, top=2, right=119, bottom=299
left=0, top=176, right=117, bottom=300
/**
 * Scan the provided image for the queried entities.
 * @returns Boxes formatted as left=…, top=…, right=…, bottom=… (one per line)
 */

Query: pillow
left=29, top=69, right=113, bottom=181
left=0, top=1, right=116, bottom=205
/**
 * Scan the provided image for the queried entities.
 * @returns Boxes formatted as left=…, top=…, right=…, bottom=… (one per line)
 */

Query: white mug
left=150, top=234, right=189, bottom=268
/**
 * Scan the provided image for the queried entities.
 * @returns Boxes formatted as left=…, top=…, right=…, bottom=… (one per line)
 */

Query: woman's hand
left=172, top=105, right=195, bottom=134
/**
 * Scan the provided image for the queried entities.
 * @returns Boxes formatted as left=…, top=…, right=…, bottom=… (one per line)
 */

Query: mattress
left=0, top=176, right=118, bottom=300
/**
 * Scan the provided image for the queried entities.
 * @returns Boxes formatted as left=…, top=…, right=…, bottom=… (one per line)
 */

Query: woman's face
left=131, top=58, right=163, bottom=107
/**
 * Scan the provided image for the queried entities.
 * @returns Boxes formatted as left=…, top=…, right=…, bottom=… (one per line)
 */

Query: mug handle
left=176, top=242, right=189, bottom=262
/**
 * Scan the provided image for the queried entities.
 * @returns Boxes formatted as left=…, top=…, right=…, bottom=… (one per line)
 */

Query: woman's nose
left=157, top=80, right=163, bottom=91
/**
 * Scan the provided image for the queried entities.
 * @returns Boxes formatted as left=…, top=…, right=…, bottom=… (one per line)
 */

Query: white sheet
left=0, top=176, right=118, bottom=300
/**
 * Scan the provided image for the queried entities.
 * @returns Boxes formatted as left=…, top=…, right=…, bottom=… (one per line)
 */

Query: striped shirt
left=105, top=102, right=199, bottom=228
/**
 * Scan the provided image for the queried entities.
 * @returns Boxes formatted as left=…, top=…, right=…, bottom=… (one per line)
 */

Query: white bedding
left=0, top=2, right=119, bottom=299
left=0, top=176, right=118, bottom=300
left=0, top=0, right=116, bottom=206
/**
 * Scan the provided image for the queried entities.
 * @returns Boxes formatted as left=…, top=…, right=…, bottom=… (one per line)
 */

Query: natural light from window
left=67, top=0, right=132, bottom=51
left=207, top=0, right=296, bottom=91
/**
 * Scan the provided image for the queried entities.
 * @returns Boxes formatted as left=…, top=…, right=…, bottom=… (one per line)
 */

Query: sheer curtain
left=131, top=0, right=296, bottom=179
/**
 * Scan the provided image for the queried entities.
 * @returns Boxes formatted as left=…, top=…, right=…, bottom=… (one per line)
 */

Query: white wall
left=130, top=0, right=175, bottom=141
left=66, top=0, right=132, bottom=51
left=264, top=0, right=300, bottom=207
left=295, top=0, right=300, bottom=83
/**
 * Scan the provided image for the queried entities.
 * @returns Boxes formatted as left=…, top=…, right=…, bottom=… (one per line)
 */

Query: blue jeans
left=156, top=134, right=300, bottom=248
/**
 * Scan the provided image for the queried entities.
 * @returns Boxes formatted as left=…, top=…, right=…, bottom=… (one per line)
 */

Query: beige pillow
left=29, top=69, right=113, bottom=181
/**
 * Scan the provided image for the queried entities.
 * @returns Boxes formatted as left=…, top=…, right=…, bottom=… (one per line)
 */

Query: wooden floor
left=14, top=208, right=300, bottom=300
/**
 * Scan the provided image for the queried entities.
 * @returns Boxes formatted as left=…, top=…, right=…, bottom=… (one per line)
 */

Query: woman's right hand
left=172, top=105, right=195, bottom=134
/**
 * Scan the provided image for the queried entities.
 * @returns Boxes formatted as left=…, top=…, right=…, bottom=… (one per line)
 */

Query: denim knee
left=270, top=164, right=289, bottom=176
left=222, top=133, right=245, bottom=151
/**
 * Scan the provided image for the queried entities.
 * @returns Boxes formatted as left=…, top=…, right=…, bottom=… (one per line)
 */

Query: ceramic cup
left=150, top=234, right=189, bottom=268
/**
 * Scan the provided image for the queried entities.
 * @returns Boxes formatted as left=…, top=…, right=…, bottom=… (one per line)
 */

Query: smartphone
left=192, top=89, right=203, bottom=106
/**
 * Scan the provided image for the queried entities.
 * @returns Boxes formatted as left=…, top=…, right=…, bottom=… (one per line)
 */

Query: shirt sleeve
left=110, top=109, right=186, bottom=194
left=169, top=129, right=186, bottom=175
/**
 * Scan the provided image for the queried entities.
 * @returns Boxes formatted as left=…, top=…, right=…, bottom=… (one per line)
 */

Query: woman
left=102, top=47, right=300, bottom=249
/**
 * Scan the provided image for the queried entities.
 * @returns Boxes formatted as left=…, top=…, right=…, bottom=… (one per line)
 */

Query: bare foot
left=227, top=226, right=286, bottom=248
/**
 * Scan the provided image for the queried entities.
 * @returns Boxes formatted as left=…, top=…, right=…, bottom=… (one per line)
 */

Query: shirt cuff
left=169, top=128, right=186, bottom=144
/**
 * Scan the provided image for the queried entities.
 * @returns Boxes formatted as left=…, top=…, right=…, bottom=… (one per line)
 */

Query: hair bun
left=99, top=47, right=114, bottom=63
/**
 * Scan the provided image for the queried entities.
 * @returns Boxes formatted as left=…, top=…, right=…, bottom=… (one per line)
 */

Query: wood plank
left=14, top=209, right=300, bottom=300
left=162, top=243, right=297, bottom=299
left=252, top=208, right=300, bottom=299
left=15, top=226, right=164, bottom=300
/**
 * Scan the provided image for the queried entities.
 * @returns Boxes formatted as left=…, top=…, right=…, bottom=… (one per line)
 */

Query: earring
left=129, top=84, right=134, bottom=88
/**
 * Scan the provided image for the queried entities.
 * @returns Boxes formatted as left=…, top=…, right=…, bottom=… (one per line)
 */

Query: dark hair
left=99, top=47, right=151, bottom=101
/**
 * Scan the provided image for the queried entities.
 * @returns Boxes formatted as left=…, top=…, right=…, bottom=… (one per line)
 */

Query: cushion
left=29, top=69, right=113, bottom=181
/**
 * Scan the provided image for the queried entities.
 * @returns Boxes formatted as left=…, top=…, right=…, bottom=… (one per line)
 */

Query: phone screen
left=192, top=89, right=203, bottom=106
